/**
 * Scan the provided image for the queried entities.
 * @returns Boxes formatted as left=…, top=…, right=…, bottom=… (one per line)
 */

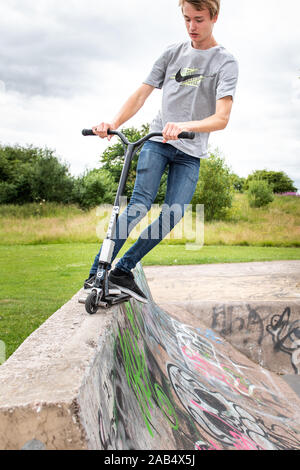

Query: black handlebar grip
left=178, top=131, right=195, bottom=140
left=82, top=129, right=95, bottom=136
left=82, top=129, right=116, bottom=136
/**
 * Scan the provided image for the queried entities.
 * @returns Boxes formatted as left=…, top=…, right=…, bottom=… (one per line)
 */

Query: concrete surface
left=283, top=375, right=300, bottom=398
left=0, top=261, right=300, bottom=450
left=143, top=261, right=300, bottom=303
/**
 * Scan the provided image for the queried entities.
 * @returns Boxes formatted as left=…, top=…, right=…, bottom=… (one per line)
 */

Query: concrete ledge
left=0, top=289, right=118, bottom=450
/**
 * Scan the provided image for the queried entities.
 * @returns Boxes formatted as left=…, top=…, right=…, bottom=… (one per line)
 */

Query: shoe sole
left=84, top=282, right=121, bottom=296
left=114, top=285, right=148, bottom=304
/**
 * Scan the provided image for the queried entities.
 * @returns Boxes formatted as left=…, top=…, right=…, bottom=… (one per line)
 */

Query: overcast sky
left=0, top=0, right=299, bottom=191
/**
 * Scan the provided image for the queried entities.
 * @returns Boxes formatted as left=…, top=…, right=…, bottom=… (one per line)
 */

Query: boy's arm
left=93, top=83, right=155, bottom=139
left=162, top=96, right=233, bottom=142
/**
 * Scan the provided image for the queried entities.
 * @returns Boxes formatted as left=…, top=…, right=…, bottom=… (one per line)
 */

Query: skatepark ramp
left=0, top=263, right=300, bottom=450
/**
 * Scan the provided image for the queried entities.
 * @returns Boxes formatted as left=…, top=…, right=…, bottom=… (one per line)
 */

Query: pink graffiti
left=229, top=431, right=260, bottom=450
left=182, top=345, right=250, bottom=395
left=195, top=439, right=222, bottom=450
left=191, top=399, right=265, bottom=451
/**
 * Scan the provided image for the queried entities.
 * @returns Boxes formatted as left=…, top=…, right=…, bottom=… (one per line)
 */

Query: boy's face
left=182, top=2, right=218, bottom=49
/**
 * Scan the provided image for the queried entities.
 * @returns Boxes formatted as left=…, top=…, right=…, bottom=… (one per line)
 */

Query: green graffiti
left=125, top=302, right=140, bottom=338
left=118, top=303, right=178, bottom=437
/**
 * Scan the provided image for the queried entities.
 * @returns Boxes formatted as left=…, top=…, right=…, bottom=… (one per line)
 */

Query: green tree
left=0, top=145, right=34, bottom=203
left=245, top=170, right=297, bottom=193
left=30, top=150, right=74, bottom=203
left=191, top=150, right=234, bottom=221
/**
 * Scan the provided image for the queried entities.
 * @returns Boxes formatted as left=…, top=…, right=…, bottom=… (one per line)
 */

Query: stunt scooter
left=80, top=128, right=195, bottom=314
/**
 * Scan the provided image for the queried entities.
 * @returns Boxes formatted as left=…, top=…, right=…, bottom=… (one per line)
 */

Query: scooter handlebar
left=177, top=131, right=195, bottom=140
left=82, top=129, right=97, bottom=136
left=82, top=129, right=195, bottom=140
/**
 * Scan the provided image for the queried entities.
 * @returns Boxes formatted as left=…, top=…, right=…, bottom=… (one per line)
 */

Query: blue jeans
left=90, top=141, right=200, bottom=274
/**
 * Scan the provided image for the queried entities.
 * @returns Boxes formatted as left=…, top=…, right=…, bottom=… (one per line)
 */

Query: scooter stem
left=99, top=142, right=136, bottom=265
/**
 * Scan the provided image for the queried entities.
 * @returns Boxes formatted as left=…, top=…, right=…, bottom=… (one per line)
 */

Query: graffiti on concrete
left=266, top=307, right=300, bottom=374
left=117, top=303, right=179, bottom=437
left=211, top=304, right=300, bottom=374
left=195, top=327, right=223, bottom=344
left=96, top=265, right=300, bottom=450
left=97, top=301, right=180, bottom=450
left=211, top=304, right=265, bottom=346
left=170, top=316, right=300, bottom=450
left=168, top=364, right=272, bottom=450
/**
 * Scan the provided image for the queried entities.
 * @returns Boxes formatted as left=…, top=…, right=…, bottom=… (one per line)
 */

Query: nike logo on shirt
left=175, top=68, right=201, bottom=83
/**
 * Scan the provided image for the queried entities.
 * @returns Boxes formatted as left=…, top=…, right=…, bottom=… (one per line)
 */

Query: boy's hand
left=162, top=122, right=189, bottom=143
left=92, top=122, right=117, bottom=141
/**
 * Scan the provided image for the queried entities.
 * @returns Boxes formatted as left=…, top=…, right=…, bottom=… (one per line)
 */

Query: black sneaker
left=109, top=268, right=148, bottom=304
left=84, top=274, right=96, bottom=290
left=83, top=274, right=121, bottom=295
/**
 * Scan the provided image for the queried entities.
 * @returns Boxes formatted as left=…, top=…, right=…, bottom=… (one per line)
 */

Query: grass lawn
left=1, top=242, right=300, bottom=361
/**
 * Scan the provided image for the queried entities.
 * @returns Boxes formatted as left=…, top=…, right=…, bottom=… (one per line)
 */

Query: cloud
left=0, top=0, right=299, bottom=191
left=0, top=0, right=184, bottom=97
left=0, top=2, right=120, bottom=96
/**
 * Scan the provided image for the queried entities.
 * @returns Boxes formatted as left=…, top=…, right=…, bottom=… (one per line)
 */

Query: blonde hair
left=179, top=0, right=220, bottom=19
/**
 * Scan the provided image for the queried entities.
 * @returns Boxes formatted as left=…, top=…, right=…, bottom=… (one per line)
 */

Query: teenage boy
left=84, top=0, right=238, bottom=303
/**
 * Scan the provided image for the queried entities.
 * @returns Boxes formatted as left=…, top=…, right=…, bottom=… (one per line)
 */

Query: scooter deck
left=78, top=291, right=132, bottom=310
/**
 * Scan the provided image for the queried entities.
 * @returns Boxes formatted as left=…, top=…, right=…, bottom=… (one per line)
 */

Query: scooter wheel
left=85, top=291, right=98, bottom=315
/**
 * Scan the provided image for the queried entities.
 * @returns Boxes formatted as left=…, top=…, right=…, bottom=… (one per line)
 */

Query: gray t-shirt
left=143, top=41, right=239, bottom=158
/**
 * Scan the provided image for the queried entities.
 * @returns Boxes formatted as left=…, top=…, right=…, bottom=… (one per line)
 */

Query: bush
left=72, top=169, right=117, bottom=210
left=191, top=150, right=234, bottom=221
left=0, top=144, right=74, bottom=204
left=0, top=181, right=18, bottom=204
left=246, top=179, right=274, bottom=208
left=30, top=152, right=74, bottom=204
